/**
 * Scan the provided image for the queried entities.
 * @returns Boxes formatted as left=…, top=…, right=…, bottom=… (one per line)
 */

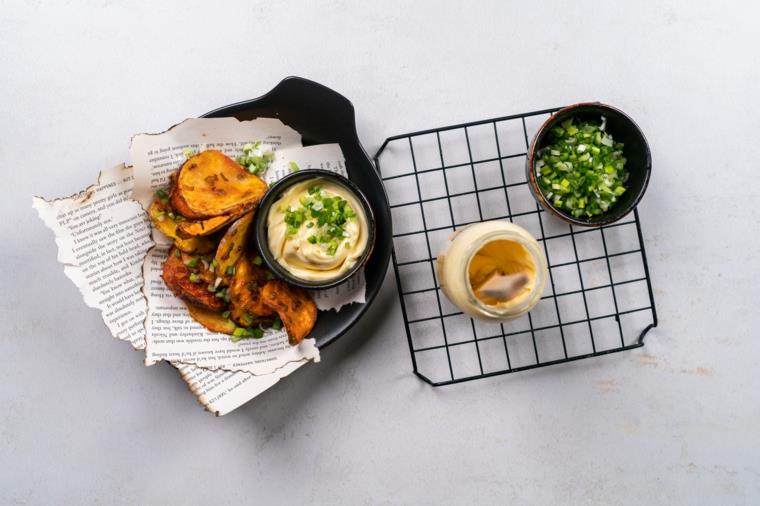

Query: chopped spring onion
left=536, top=117, right=628, bottom=218
left=236, top=141, right=274, bottom=176
left=155, top=189, right=169, bottom=203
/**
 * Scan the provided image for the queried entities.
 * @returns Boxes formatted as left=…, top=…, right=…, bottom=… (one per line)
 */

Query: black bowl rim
left=526, top=102, right=652, bottom=227
left=254, top=168, right=377, bottom=289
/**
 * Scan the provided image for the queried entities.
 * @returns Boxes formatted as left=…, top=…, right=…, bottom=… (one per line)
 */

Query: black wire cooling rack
left=374, top=107, right=658, bottom=386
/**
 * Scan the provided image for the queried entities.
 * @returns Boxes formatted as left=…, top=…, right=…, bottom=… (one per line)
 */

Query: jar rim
left=461, top=229, right=547, bottom=318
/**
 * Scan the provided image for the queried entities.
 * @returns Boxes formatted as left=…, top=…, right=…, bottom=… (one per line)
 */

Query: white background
left=2, top=1, right=759, bottom=504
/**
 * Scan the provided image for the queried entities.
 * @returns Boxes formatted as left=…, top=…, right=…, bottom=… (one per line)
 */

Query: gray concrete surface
left=2, top=1, right=759, bottom=504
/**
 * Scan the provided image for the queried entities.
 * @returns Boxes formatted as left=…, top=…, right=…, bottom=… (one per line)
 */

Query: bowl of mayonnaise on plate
left=255, top=169, right=375, bottom=289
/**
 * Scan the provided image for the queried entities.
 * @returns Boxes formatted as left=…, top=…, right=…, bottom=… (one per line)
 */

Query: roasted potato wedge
left=148, top=198, right=215, bottom=254
left=170, top=150, right=267, bottom=219
left=260, top=280, right=317, bottom=346
left=176, top=214, right=235, bottom=238
left=177, top=251, right=216, bottom=285
left=186, top=304, right=236, bottom=334
left=214, top=212, right=255, bottom=284
left=162, top=247, right=226, bottom=311
left=228, top=255, right=274, bottom=326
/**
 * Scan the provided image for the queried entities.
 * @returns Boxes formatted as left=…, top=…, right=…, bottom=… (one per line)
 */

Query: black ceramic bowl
left=254, top=169, right=376, bottom=289
left=526, top=102, right=652, bottom=226
left=202, top=77, right=392, bottom=349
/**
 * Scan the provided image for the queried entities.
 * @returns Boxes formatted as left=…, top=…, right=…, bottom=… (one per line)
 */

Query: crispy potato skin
left=157, top=150, right=319, bottom=344
left=148, top=198, right=215, bottom=254
left=214, top=212, right=254, bottom=284
left=162, top=247, right=226, bottom=311
left=171, top=150, right=267, bottom=219
left=185, top=304, right=236, bottom=334
left=176, top=214, right=234, bottom=238
left=260, top=280, right=317, bottom=345
left=228, top=255, right=274, bottom=326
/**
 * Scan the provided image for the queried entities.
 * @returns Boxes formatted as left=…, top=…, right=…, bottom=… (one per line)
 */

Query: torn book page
left=33, top=163, right=312, bottom=415
left=32, top=164, right=152, bottom=349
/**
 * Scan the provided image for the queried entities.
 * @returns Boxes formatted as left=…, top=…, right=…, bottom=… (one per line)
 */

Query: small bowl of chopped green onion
left=526, top=103, right=651, bottom=226
left=254, top=169, right=376, bottom=289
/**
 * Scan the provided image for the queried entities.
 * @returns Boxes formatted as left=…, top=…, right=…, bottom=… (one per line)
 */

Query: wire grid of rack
left=374, top=107, right=658, bottom=386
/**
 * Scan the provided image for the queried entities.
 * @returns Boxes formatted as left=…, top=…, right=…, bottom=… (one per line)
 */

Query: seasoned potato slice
left=186, top=304, right=236, bottom=335
left=260, top=280, right=317, bottom=346
left=170, top=150, right=267, bottom=219
left=162, top=247, right=226, bottom=311
left=176, top=214, right=235, bottom=238
left=228, top=255, right=274, bottom=326
left=148, top=198, right=215, bottom=254
left=214, top=212, right=254, bottom=283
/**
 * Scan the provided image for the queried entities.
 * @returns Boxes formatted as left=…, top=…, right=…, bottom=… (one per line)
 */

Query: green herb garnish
left=237, top=141, right=274, bottom=176
left=155, top=189, right=169, bottom=203
left=188, top=273, right=201, bottom=283
left=289, top=161, right=300, bottom=172
left=230, top=325, right=265, bottom=342
left=282, top=185, right=358, bottom=256
left=536, top=118, right=628, bottom=218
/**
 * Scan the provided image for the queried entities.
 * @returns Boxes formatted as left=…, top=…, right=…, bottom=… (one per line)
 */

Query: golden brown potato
left=162, top=247, right=226, bottom=311
left=148, top=198, right=215, bottom=254
left=260, top=279, right=317, bottom=346
left=214, top=212, right=254, bottom=284
left=186, top=303, right=236, bottom=335
left=228, top=255, right=274, bottom=326
left=170, top=150, right=267, bottom=219
left=176, top=214, right=235, bottom=238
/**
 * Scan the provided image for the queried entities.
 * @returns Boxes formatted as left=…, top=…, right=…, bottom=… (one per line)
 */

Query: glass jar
left=436, top=221, right=548, bottom=320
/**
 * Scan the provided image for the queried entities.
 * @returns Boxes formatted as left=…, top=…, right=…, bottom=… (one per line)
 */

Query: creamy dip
left=267, top=178, right=368, bottom=282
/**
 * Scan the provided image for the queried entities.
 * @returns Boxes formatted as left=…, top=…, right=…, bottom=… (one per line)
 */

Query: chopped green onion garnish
left=282, top=186, right=358, bottom=256
left=189, top=273, right=201, bottom=283
left=252, top=256, right=263, bottom=266
left=272, top=318, right=283, bottom=331
left=236, top=141, right=274, bottom=176
left=537, top=117, right=628, bottom=218
left=226, top=266, right=235, bottom=276
left=155, top=189, right=169, bottom=203
left=289, top=161, right=300, bottom=172
left=221, top=310, right=231, bottom=319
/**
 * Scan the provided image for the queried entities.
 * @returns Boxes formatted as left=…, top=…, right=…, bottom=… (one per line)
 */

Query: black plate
left=202, top=77, right=392, bottom=349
